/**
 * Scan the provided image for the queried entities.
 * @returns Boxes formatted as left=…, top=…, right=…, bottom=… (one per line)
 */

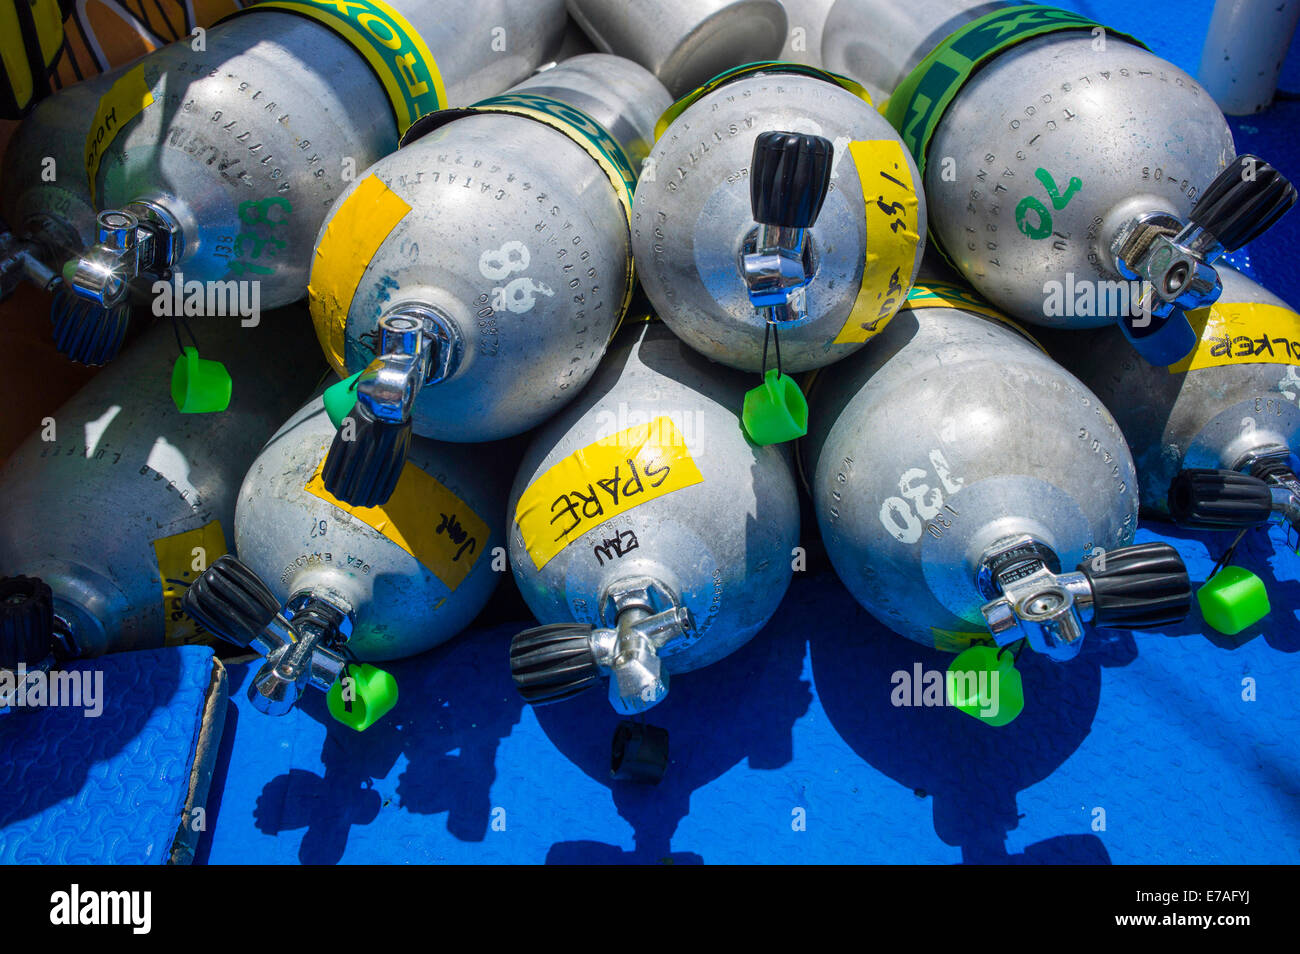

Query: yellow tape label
left=514, top=416, right=705, bottom=570
left=154, top=519, right=229, bottom=646
left=930, top=627, right=985, bottom=653
left=833, top=140, right=921, bottom=345
left=85, top=64, right=155, bottom=204
left=305, top=457, right=488, bottom=592
left=308, top=174, right=412, bottom=376
left=1169, top=301, right=1300, bottom=373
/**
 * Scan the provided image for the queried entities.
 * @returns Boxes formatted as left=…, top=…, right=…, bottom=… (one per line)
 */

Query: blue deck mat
left=0, top=646, right=220, bottom=864
left=201, top=0, right=1300, bottom=864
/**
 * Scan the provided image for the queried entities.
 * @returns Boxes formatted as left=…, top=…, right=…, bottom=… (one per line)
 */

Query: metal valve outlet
left=510, top=579, right=697, bottom=715
left=977, top=538, right=1192, bottom=661
left=183, top=555, right=351, bottom=717
left=67, top=204, right=182, bottom=310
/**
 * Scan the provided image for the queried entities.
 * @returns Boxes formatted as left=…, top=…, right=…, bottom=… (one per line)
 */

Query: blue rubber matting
left=200, top=0, right=1300, bottom=864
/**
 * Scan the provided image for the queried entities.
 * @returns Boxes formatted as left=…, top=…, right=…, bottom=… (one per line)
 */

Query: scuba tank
left=0, top=67, right=135, bottom=364
left=181, top=397, right=510, bottom=730
left=630, top=63, right=926, bottom=399
left=824, top=0, right=1295, bottom=366
left=60, top=0, right=566, bottom=359
left=0, top=306, right=324, bottom=663
left=1044, top=266, right=1300, bottom=636
left=311, top=54, right=671, bottom=508
left=565, top=0, right=788, bottom=97
left=802, top=274, right=1193, bottom=723
left=507, top=320, right=800, bottom=780
left=779, top=0, right=836, bottom=66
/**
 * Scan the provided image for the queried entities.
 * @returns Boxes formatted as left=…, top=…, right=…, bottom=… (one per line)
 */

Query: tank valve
left=0, top=575, right=56, bottom=714
left=1168, top=449, right=1300, bottom=533
left=0, top=223, right=61, bottom=300
left=67, top=203, right=181, bottom=309
left=978, top=537, right=1191, bottom=660
left=510, top=579, right=695, bottom=714
left=321, top=306, right=462, bottom=508
left=182, top=555, right=390, bottom=725
left=742, top=131, right=833, bottom=324
left=1111, top=155, right=1296, bottom=365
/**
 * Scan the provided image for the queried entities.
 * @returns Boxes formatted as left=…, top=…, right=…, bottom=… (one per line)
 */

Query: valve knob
left=182, top=555, right=280, bottom=649
left=321, top=402, right=411, bottom=508
left=1168, top=469, right=1274, bottom=529
left=509, top=623, right=601, bottom=704
left=0, top=575, right=54, bottom=669
left=1078, top=542, right=1191, bottom=630
left=750, top=131, right=834, bottom=229
left=49, top=287, right=131, bottom=366
left=1188, top=155, right=1296, bottom=252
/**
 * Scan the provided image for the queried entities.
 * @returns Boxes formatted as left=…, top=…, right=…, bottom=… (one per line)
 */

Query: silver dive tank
left=801, top=270, right=1193, bottom=687
left=1043, top=267, right=1300, bottom=633
left=308, top=54, right=672, bottom=510
left=631, top=63, right=927, bottom=386
left=830, top=0, right=1296, bottom=367
left=179, top=396, right=511, bottom=730
left=61, top=0, right=567, bottom=346
left=505, top=320, right=800, bottom=767
left=0, top=306, right=325, bottom=663
left=565, top=0, right=789, bottom=97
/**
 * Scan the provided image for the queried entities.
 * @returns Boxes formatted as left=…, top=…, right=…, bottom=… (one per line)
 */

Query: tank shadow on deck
left=224, top=621, right=525, bottom=865
left=806, top=571, right=1116, bottom=864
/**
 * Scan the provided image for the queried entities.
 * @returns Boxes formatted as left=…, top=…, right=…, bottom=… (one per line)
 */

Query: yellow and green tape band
left=231, top=0, right=445, bottom=132
left=903, top=280, right=1047, bottom=353
left=1169, top=301, right=1300, bottom=373
left=514, top=416, right=704, bottom=571
left=305, top=454, right=490, bottom=592
left=883, top=5, right=1145, bottom=180
left=653, top=60, right=874, bottom=142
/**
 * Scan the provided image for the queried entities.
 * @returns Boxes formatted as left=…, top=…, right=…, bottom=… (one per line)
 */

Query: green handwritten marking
left=230, top=196, right=293, bottom=277
left=1015, top=168, right=1082, bottom=240
left=1036, top=168, right=1083, bottom=211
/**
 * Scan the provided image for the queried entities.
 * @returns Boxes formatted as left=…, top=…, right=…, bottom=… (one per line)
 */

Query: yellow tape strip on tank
left=515, top=416, right=704, bottom=571
left=1169, top=301, right=1300, bottom=373
left=308, top=173, right=412, bottom=377
left=832, top=140, right=920, bottom=345
left=903, top=281, right=1047, bottom=353
left=154, top=519, right=229, bottom=646
left=930, top=627, right=986, bottom=652
left=305, top=456, right=489, bottom=592
left=652, top=61, right=874, bottom=142
left=246, top=0, right=446, bottom=132
left=85, top=64, right=155, bottom=204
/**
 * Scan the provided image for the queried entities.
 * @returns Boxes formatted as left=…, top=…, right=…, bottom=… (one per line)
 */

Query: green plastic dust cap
left=947, top=645, right=1024, bottom=727
left=742, top=368, right=808, bottom=445
left=171, top=346, right=232, bottom=413
left=1197, top=565, right=1270, bottom=636
left=327, top=663, right=398, bottom=731
left=323, top=371, right=363, bottom=428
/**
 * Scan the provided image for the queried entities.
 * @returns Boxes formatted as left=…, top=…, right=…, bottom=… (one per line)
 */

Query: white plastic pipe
left=1197, top=0, right=1300, bottom=115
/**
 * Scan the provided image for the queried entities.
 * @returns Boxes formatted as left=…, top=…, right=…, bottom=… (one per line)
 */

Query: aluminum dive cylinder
left=832, top=1, right=1296, bottom=364
left=64, top=0, right=566, bottom=327
left=507, top=320, right=800, bottom=725
left=0, top=307, right=324, bottom=661
left=1044, top=267, right=1300, bottom=634
left=181, top=396, right=510, bottom=729
left=631, top=63, right=927, bottom=385
left=779, top=0, right=837, bottom=66
left=802, top=278, right=1192, bottom=677
left=565, top=0, right=788, bottom=97
left=310, top=54, right=671, bottom=508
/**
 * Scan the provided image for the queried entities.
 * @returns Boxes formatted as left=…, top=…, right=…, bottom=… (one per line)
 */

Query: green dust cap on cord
left=323, top=371, right=364, bottom=428
left=326, top=663, right=398, bottom=731
left=742, top=368, right=808, bottom=445
left=171, top=346, right=232, bottom=413
left=947, top=645, right=1024, bottom=727
left=1197, top=565, right=1270, bottom=636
